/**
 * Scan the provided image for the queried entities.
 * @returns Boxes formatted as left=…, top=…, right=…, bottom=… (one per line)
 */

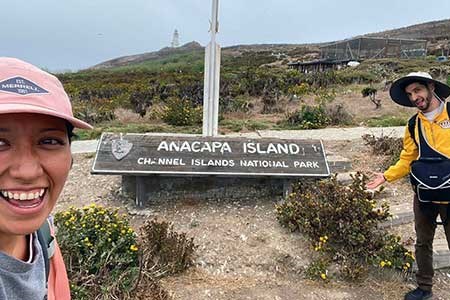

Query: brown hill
left=364, top=19, right=450, bottom=41
left=363, top=19, right=450, bottom=55
left=91, top=19, right=450, bottom=69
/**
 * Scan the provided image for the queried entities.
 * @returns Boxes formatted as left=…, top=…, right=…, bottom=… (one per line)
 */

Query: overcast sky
left=2, top=0, right=450, bottom=71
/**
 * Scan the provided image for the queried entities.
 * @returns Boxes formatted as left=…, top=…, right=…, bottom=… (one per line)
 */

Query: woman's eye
left=40, top=138, right=65, bottom=146
left=0, top=139, right=9, bottom=147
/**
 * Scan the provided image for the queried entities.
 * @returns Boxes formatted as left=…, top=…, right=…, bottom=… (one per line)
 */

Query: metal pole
left=202, top=0, right=221, bottom=136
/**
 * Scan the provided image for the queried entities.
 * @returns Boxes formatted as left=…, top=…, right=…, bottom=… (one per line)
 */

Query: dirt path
left=59, top=139, right=450, bottom=300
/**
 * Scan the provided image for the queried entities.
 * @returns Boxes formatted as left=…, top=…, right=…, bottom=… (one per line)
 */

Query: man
left=367, top=72, right=450, bottom=300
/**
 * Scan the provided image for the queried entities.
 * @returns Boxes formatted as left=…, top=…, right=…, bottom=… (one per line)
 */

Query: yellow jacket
left=384, top=103, right=450, bottom=182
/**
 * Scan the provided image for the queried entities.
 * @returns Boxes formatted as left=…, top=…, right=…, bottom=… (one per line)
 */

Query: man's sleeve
left=383, top=125, right=418, bottom=182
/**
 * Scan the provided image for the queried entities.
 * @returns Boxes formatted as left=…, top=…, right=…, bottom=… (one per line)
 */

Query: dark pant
left=413, top=195, right=450, bottom=291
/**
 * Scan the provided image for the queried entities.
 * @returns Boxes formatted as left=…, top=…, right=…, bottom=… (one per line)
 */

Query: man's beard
left=415, top=92, right=433, bottom=112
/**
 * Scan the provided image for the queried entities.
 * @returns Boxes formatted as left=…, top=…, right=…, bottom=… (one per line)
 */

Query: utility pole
left=202, top=0, right=221, bottom=136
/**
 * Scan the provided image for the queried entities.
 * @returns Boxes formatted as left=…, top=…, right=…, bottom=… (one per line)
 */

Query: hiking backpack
left=36, top=219, right=55, bottom=284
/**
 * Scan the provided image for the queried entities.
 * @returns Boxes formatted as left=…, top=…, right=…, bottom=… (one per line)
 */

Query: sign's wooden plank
left=91, top=133, right=330, bottom=177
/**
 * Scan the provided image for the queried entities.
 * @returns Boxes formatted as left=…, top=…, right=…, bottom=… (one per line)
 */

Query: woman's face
left=0, top=113, right=71, bottom=236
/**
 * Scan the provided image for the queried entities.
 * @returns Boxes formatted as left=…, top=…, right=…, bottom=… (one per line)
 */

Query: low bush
left=276, top=173, right=414, bottom=281
left=335, top=69, right=379, bottom=85
left=362, top=134, right=403, bottom=168
left=72, top=98, right=116, bottom=125
left=282, top=104, right=330, bottom=129
left=55, top=204, right=140, bottom=299
left=313, top=87, right=336, bottom=106
left=55, top=205, right=197, bottom=300
left=161, top=97, right=202, bottom=126
left=324, top=103, right=354, bottom=126
left=287, top=83, right=311, bottom=99
left=138, top=219, right=197, bottom=278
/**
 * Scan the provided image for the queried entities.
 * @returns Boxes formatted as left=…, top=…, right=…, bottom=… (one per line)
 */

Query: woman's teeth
left=1, top=188, right=45, bottom=201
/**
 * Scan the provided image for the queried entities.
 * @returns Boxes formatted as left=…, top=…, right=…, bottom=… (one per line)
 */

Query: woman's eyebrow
left=40, top=128, right=66, bottom=133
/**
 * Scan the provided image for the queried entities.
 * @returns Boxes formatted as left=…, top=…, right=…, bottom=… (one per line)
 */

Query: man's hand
left=366, top=172, right=386, bottom=189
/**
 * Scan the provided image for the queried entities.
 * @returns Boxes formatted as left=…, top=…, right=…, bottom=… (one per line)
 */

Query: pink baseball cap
left=0, top=57, right=92, bottom=129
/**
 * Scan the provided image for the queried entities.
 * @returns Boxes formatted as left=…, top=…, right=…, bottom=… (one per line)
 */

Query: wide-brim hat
left=389, top=71, right=450, bottom=107
left=0, top=57, right=92, bottom=129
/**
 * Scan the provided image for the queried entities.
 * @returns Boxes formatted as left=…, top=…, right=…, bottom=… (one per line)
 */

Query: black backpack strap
left=408, top=113, right=418, bottom=148
left=36, top=219, right=55, bottom=285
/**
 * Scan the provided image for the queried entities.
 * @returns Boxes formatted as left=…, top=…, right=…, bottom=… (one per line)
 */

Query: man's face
left=405, top=82, right=435, bottom=112
left=0, top=113, right=71, bottom=238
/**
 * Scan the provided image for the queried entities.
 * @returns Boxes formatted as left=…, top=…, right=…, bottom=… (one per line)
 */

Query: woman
left=0, top=57, right=92, bottom=300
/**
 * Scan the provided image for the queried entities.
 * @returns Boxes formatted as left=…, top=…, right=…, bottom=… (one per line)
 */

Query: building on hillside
left=320, top=37, right=427, bottom=60
left=289, top=37, right=427, bottom=73
left=287, top=59, right=350, bottom=73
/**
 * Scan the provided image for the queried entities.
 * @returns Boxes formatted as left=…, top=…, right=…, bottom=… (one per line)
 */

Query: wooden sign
left=91, top=133, right=330, bottom=177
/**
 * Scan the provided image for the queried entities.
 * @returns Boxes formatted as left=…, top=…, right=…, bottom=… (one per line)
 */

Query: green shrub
left=54, top=205, right=194, bottom=300
left=282, top=104, right=330, bottom=129
left=361, top=86, right=381, bottom=109
left=287, top=83, right=310, bottom=99
left=276, top=173, right=414, bottom=281
left=72, top=98, right=116, bottom=125
left=305, top=256, right=331, bottom=281
left=161, top=97, right=202, bottom=126
left=55, top=204, right=139, bottom=299
left=361, top=87, right=378, bottom=97
left=313, top=87, right=336, bottom=105
left=336, top=69, right=379, bottom=84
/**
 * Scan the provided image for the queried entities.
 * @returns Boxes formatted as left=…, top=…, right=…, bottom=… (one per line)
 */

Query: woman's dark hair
left=65, top=122, right=75, bottom=144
